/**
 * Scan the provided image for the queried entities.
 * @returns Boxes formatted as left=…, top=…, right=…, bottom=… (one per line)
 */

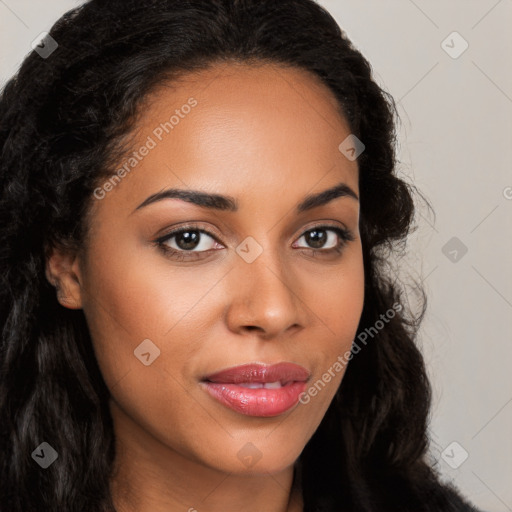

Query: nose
left=224, top=244, right=305, bottom=339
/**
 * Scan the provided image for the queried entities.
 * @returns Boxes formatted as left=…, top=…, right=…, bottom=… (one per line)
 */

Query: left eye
left=293, top=227, right=344, bottom=250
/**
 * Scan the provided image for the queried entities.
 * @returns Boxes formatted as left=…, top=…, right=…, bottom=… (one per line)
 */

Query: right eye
left=154, top=225, right=223, bottom=260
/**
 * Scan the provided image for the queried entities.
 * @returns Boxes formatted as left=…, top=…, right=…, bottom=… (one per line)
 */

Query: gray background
left=1, top=1, right=511, bottom=511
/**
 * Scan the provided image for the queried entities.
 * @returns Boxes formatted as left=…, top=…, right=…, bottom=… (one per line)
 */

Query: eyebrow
left=132, top=181, right=358, bottom=214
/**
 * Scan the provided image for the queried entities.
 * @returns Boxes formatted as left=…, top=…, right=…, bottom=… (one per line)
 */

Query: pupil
left=177, top=231, right=200, bottom=250
left=306, top=229, right=326, bottom=249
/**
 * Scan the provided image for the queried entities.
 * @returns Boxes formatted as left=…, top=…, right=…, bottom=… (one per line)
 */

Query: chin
left=203, top=442, right=301, bottom=476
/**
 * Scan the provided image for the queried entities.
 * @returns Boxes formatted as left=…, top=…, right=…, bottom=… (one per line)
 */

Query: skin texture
left=46, top=62, right=365, bottom=512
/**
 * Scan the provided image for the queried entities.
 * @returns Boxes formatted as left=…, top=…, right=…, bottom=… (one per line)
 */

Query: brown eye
left=294, top=226, right=354, bottom=252
left=159, top=228, right=218, bottom=253
left=301, top=228, right=330, bottom=249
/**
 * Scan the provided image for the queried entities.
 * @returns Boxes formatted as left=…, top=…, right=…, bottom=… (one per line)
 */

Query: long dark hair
left=0, top=1, right=480, bottom=510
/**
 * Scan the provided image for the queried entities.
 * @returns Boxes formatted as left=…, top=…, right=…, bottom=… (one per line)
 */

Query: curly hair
left=0, top=0, right=481, bottom=511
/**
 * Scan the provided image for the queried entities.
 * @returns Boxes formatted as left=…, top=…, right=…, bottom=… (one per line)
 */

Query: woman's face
left=61, top=62, right=364, bottom=475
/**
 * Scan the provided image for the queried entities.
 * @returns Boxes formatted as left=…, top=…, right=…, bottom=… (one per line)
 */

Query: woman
left=0, top=0, right=483, bottom=511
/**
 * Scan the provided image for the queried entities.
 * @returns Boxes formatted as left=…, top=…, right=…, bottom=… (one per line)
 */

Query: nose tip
left=224, top=252, right=303, bottom=338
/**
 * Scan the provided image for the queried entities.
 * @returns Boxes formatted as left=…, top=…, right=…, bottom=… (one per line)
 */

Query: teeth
left=238, top=381, right=283, bottom=389
left=264, top=381, right=282, bottom=389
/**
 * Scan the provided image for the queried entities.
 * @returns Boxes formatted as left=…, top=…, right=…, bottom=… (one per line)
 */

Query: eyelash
left=154, top=223, right=356, bottom=261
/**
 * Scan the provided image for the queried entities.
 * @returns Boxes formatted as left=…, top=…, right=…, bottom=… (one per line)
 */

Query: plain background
left=0, top=1, right=511, bottom=511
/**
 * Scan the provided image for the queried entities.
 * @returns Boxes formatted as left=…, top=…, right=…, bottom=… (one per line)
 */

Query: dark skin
left=46, top=62, right=364, bottom=512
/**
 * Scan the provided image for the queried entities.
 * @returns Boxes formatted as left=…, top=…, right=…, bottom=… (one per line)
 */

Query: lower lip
left=201, top=381, right=307, bottom=417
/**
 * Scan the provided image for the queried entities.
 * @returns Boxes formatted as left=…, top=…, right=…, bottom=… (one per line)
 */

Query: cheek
left=79, top=240, right=216, bottom=454
left=300, top=246, right=364, bottom=400
left=78, top=233, right=182, bottom=385
left=79, top=230, right=233, bottom=403
left=309, top=244, right=365, bottom=344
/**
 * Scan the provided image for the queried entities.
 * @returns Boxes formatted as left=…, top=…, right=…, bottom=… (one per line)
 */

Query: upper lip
left=202, top=362, right=311, bottom=384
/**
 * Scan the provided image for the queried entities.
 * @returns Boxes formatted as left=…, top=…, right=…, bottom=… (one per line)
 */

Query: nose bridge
left=226, top=235, right=302, bottom=335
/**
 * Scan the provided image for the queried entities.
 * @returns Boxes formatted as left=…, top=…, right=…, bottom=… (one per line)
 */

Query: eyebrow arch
left=297, top=182, right=359, bottom=212
left=132, top=181, right=358, bottom=214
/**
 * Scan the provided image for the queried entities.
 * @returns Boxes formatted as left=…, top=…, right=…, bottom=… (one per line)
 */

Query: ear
left=45, top=244, right=84, bottom=310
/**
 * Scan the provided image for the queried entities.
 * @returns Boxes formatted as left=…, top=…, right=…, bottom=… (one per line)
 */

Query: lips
left=203, top=362, right=311, bottom=385
left=200, top=362, right=311, bottom=417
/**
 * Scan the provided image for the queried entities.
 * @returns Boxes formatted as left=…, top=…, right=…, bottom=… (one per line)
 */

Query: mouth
left=200, top=362, right=310, bottom=417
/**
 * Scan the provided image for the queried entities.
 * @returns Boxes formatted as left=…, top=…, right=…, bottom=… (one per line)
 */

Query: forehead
left=91, top=61, right=358, bottom=218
